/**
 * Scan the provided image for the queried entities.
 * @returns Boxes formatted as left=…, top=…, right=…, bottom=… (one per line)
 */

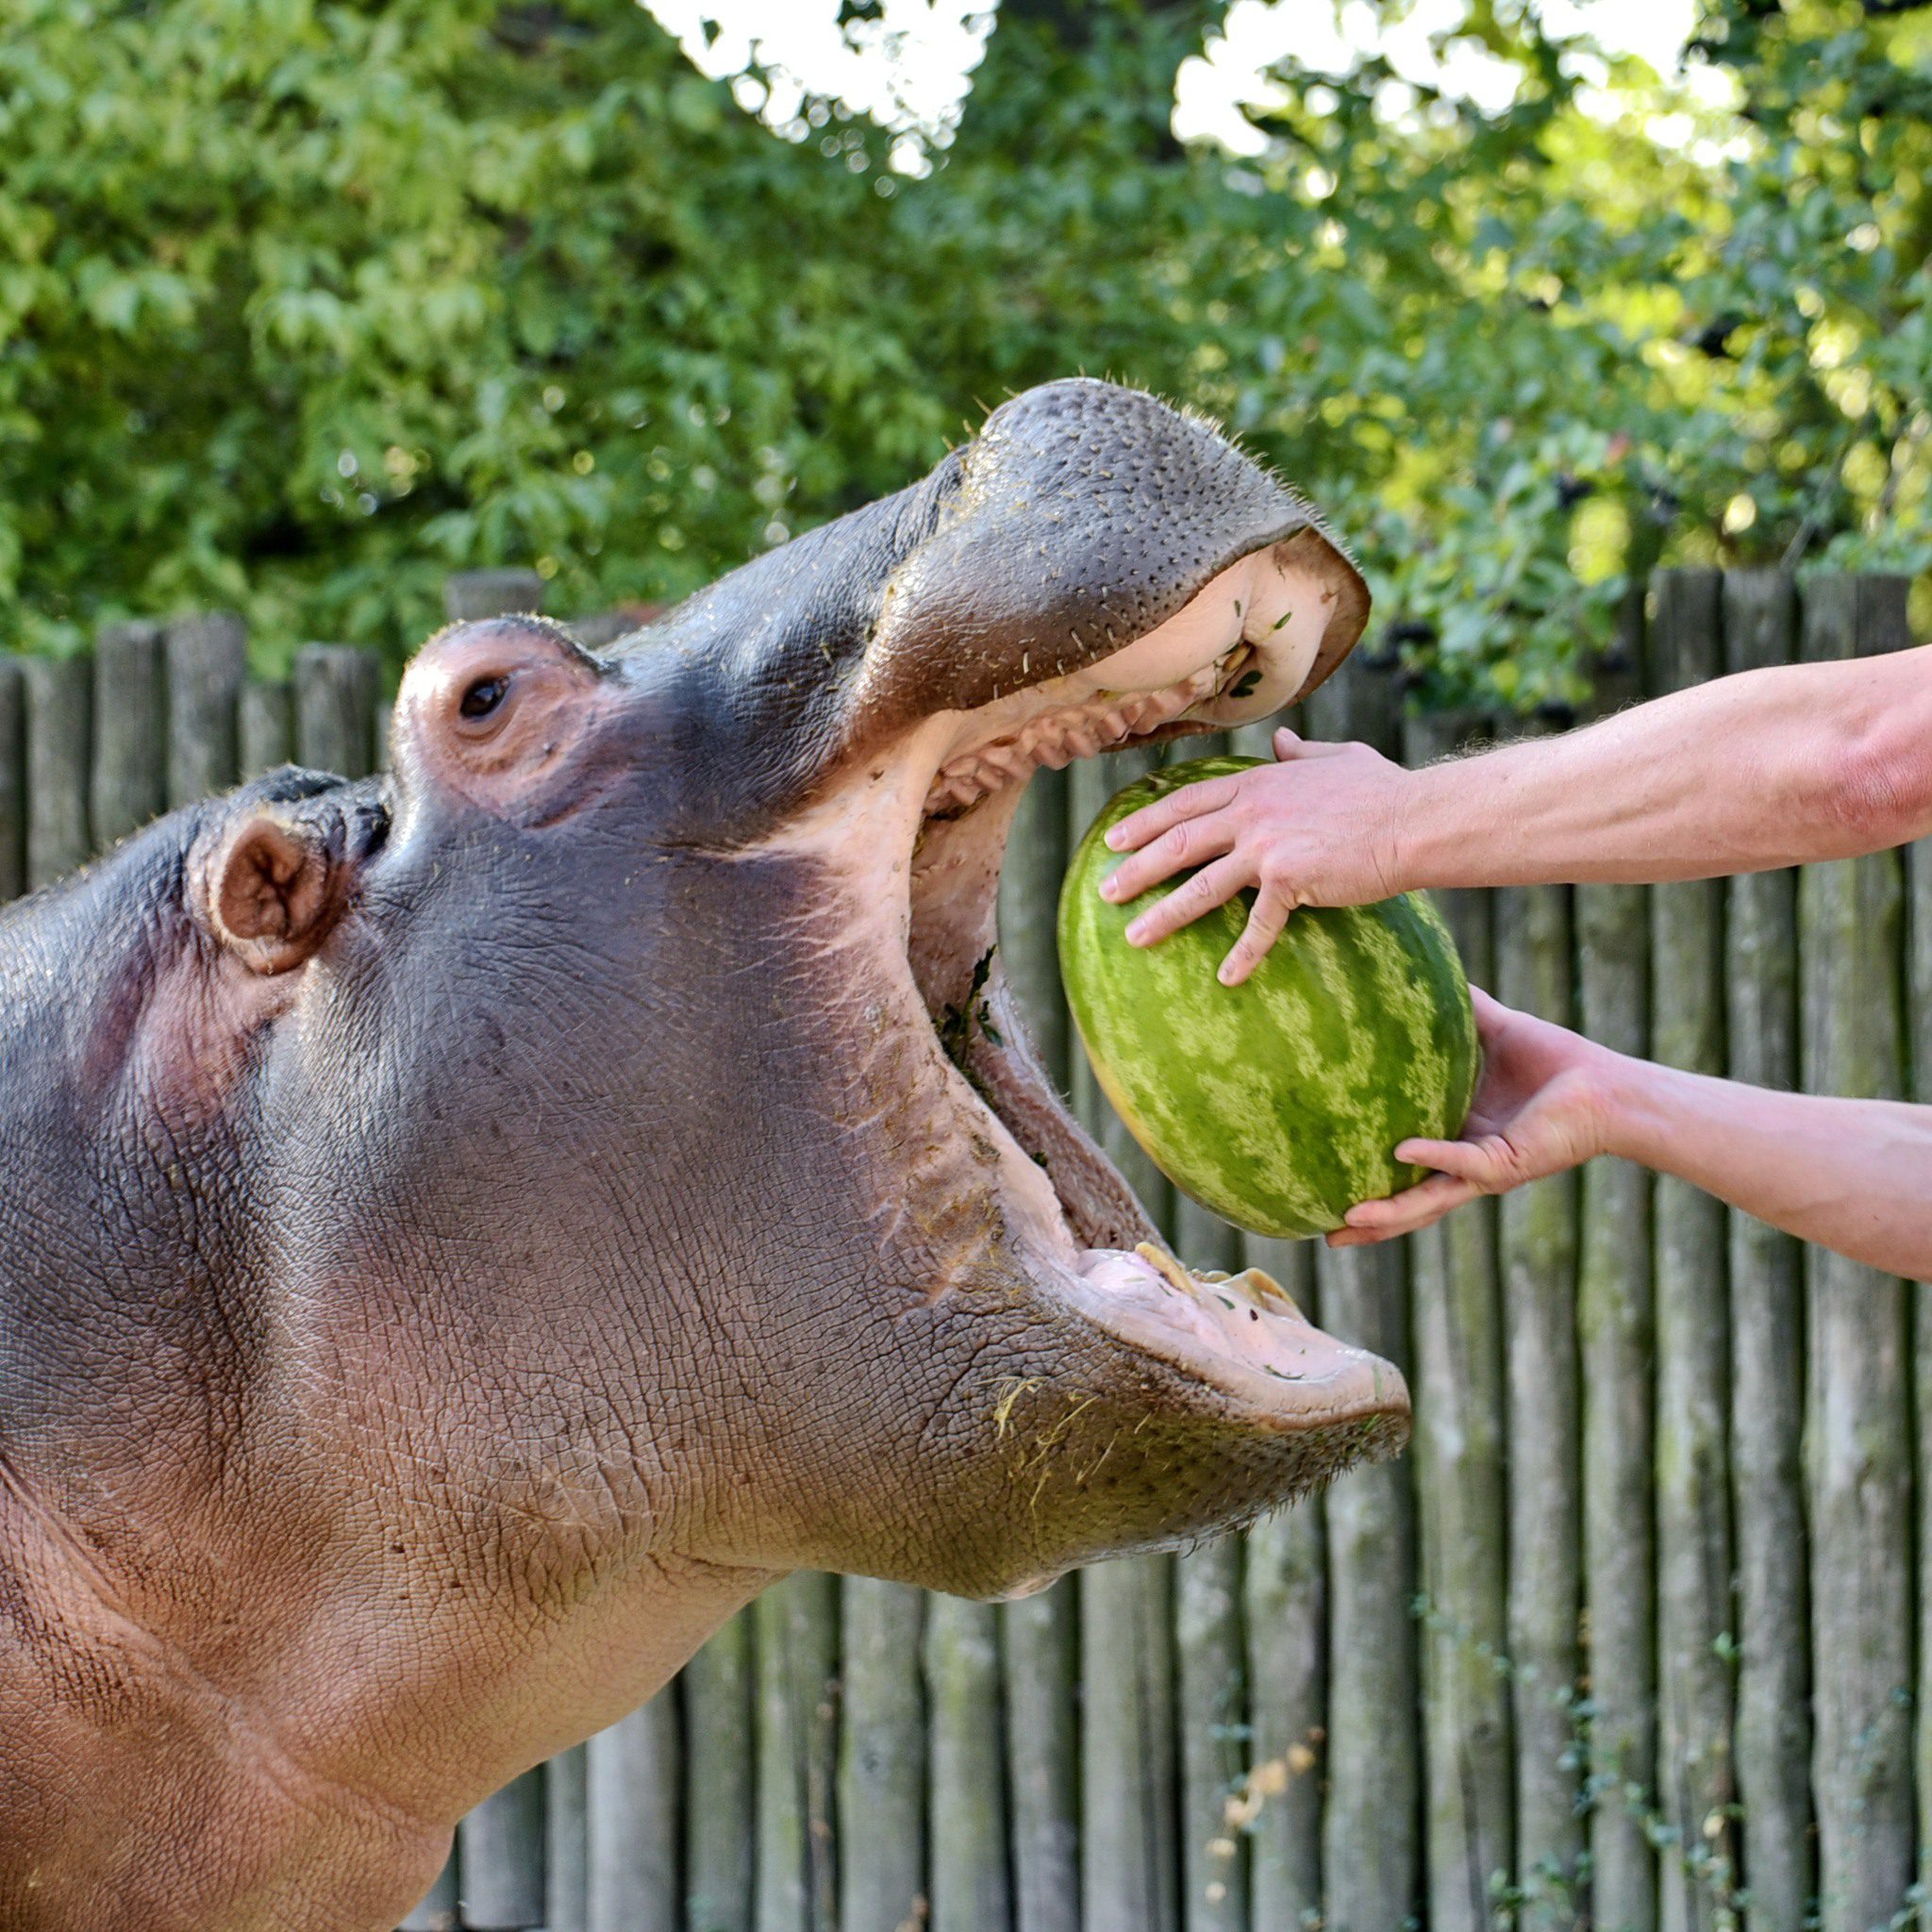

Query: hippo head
left=204, top=380, right=1406, bottom=1605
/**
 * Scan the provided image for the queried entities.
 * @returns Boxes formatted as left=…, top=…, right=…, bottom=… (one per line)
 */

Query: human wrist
left=1381, top=758, right=1443, bottom=896
left=1592, top=1049, right=1684, bottom=1169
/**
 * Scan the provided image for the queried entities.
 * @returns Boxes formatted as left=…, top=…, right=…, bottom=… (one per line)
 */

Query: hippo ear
left=192, top=806, right=356, bottom=975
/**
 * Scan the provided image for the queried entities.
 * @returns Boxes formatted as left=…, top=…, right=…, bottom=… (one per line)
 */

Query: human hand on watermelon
left=1325, top=989, right=1614, bottom=1247
left=1099, top=727, right=1412, bottom=985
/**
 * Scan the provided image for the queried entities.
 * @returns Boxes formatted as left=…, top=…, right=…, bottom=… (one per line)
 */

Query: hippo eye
left=459, top=675, right=509, bottom=720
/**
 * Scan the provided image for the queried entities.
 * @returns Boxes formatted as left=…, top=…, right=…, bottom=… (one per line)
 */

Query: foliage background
left=2, top=0, right=1927, bottom=707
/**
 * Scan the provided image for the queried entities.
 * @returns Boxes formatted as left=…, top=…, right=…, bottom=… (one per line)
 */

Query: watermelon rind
left=1057, top=754, right=1479, bottom=1240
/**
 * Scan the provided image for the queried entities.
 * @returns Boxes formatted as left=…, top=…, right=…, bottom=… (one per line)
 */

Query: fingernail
left=1124, top=920, right=1148, bottom=944
left=1105, top=828, right=1125, bottom=850
left=1099, top=877, right=1119, bottom=900
left=1216, top=965, right=1236, bottom=986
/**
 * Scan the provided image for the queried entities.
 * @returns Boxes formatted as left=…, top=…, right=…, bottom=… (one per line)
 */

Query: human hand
left=1327, top=989, right=1617, bottom=1247
left=1098, top=728, right=1414, bottom=986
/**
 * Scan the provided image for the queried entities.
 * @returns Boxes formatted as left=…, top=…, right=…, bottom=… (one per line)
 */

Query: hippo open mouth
left=885, top=538, right=1406, bottom=1455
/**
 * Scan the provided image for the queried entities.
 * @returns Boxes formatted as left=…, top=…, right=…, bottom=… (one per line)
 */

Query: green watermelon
left=1058, top=754, right=1479, bottom=1239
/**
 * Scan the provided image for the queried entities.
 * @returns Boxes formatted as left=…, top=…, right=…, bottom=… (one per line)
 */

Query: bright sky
left=638, top=0, right=1730, bottom=168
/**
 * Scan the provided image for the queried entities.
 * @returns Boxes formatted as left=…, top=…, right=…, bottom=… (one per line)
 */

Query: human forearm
left=1396, top=646, right=1932, bottom=891
left=1605, top=1056, right=1932, bottom=1280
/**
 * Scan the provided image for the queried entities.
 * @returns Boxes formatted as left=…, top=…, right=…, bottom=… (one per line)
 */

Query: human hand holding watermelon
left=1060, top=755, right=1479, bottom=1240
left=1099, top=725, right=1415, bottom=985
left=1328, top=989, right=1616, bottom=1248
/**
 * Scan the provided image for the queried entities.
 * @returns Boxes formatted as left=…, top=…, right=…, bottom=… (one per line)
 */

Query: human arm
left=1336, top=989, right=1932, bottom=1281
left=1102, top=642, right=1932, bottom=984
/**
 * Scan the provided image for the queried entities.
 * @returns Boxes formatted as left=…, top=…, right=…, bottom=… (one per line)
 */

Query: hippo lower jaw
left=780, top=530, right=1411, bottom=1481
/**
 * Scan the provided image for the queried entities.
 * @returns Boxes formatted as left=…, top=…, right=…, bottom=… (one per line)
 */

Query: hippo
left=0, top=379, right=1407, bottom=1930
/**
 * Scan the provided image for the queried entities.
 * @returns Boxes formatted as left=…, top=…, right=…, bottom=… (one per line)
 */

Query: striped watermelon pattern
left=1058, top=755, right=1479, bottom=1239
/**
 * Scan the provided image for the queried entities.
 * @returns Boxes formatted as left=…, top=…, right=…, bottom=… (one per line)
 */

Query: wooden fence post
left=0, top=658, right=22, bottom=902
left=240, top=682, right=294, bottom=779
left=838, top=1579, right=924, bottom=1932
left=1800, top=574, right=1915, bottom=1932
left=756, top=1574, right=841, bottom=1932
left=446, top=570, right=547, bottom=623
left=925, top=1594, right=1011, bottom=1932
left=1574, top=604, right=1657, bottom=1932
left=1237, top=1235, right=1326, bottom=1932
left=1305, top=659, right=1420, bottom=1932
left=585, top=1698, right=681, bottom=1932
left=1648, top=569, right=1738, bottom=1932
left=92, top=619, right=166, bottom=847
left=1491, top=720, right=1584, bottom=1925
left=546, top=1746, right=590, bottom=1932
left=684, top=1615, right=757, bottom=1932
left=1402, top=708, right=1513, bottom=1932
left=1173, top=1199, right=1249, bottom=1932
left=1718, top=570, right=1812, bottom=1929
left=24, top=657, right=92, bottom=891
left=1069, top=746, right=1180, bottom=1932
left=460, top=1772, right=547, bottom=1932
left=294, top=642, right=380, bottom=778
left=1909, top=753, right=1932, bottom=1909
left=996, top=764, right=1080, bottom=1932
left=164, top=611, right=246, bottom=808
left=1001, top=1582, right=1080, bottom=1932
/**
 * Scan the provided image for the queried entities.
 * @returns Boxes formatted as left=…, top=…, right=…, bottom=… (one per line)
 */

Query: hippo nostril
left=459, top=675, right=509, bottom=720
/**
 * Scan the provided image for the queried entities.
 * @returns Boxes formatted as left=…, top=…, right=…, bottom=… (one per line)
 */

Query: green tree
left=1, top=0, right=1924, bottom=704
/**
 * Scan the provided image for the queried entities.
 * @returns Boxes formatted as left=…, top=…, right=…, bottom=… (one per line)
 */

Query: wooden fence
left=2, top=567, right=1928, bottom=1932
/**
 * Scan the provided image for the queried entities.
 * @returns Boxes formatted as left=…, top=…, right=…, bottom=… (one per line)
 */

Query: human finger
left=1103, top=774, right=1242, bottom=853
left=1391, top=1135, right=1513, bottom=1189
left=1101, top=812, right=1236, bottom=903
left=1216, top=885, right=1294, bottom=986
left=1122, top=855, right=1255, bottom=947
left=1340, top=1171, right=1481, bottom=1238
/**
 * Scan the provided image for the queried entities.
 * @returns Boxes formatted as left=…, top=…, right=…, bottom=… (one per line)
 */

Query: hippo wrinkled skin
left=0, top=380, right=1407, bottom=1929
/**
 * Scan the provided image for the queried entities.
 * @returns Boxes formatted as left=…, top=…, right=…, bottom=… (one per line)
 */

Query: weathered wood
left=925, top=1593, right=1010, bottom=1932
left=1305, top=658, right=1419, bottom=1932
left=838, top=1579, right=924, bottom=1932
left=1646, top=570, right=1738, bottom=1932
left=294, top=641, right=380, bottom=779
left=459, top=1770, right=547, bottom=1930
left=1799, top=574, right=1915, bottom=1932
left=164, top=610, right=246, bottom=808
left=1068, top=744, right=1179, bottom=1932
left=587, top=1694, right=681, bottom=1932
left=756, top=1574, right=841, bottom=1932
left=1718, top=569, right=1811, bottom=1929
left=995, top=757, right=1080, bottom=1932
left=1491, top=741, right=1583, bottom=1926
left=998, top=765, right=1071, bottom=1086
left=546, top=1744, right=590, bottom=1932
left=1001, top=1581, right=1080, bottom=1932
left=1238, top=1235, right=1325, bottom=1932
left=240, top=682, right=294, bottom=780
left=1079, top=1557, right=1179, bottom=1932
left=1908, top=805, right=1932, bottom=1908
left=445, top=568, right=547, bottom=622
left=91, top=619, right=166, bottom=846
left=1172, top=1200, right=1247, bottom=1932
left=1401, top=708, right=1513, bottom=1932
left=0, top=658, right=23, bottom=901
left=684, top=1613, right=757, bottom=1932
left=1574, top=606, right=1658, bottom=1932
left=399, top=1854, right=460, bottom=1932
left=24, top=657, right=92, bottom=889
